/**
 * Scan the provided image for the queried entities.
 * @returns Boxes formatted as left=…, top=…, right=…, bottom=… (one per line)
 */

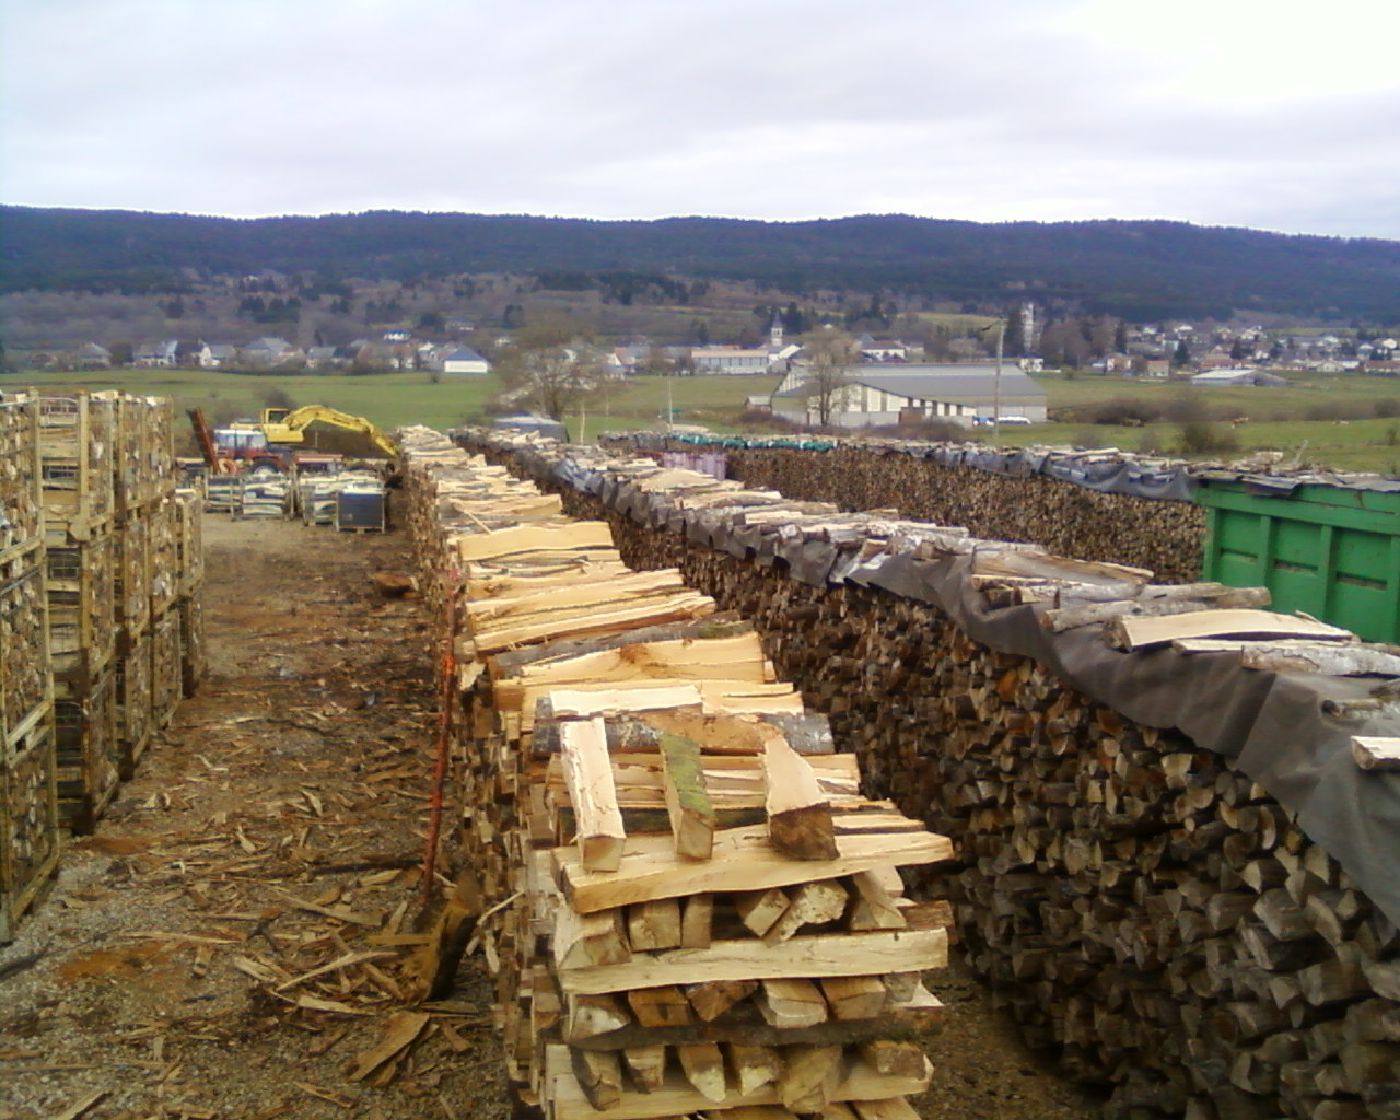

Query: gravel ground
left=0, top=507, right=1102, bottom=1120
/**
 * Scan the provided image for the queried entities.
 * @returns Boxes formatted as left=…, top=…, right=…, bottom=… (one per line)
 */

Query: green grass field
left=1023, top=372, right=1400, bottom=473
left=7, top=366, right=1399, bottom=474
left=2, top=367, right=503, bottom=433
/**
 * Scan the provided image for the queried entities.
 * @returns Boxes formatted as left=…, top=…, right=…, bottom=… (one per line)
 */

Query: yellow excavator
left=230, top=406, right=397, bottom=461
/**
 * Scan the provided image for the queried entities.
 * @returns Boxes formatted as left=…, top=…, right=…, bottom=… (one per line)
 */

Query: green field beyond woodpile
left=5, top=367, right=1400, bottom=474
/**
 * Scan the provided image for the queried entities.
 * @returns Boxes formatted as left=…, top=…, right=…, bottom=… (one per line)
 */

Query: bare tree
left=498, top=313, right=602, bottom=420
left=802, top=327, right=857, bottom=427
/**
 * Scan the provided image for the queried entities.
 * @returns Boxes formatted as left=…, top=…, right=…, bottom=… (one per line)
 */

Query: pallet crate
left=116, top=508, right=152, bottom=638
left=149, top=496, right=179, bottom=620
left=112, top=394, right=177, bottom=512
left=151, top=608, right=181, bottom=731
left=46, top=533, right=117, bottom=687
left=2, top=559, right=53, bottom=754
left=38, top=392, right=116, bottom=536
left=175, top=490, right=204, bottom=594
left=204, top=475, right=240, bottom=514
left=1, top=716, right=59, bottom=943
left=334, top=485, right=386, bottom=532
left=115, top=630, right=152, bottom=779
left=0, top=394, right=43, bottom=560
left=54, top=668, right=118, bottom=835
left=179, top=594, right=206, bottom=699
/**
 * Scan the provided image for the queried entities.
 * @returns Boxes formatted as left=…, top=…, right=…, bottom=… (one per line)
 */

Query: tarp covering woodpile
left=463, top=426, right=1400, bottom=1120
left=397, top=425, right=958, bottom=1120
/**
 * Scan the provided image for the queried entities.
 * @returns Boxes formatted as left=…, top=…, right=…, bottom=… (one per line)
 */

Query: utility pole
left=979, top=318, right=1007, bottom=447
left=993, top=317, right=1004, bottom=449
left=667, top=373, right=674, bottom=431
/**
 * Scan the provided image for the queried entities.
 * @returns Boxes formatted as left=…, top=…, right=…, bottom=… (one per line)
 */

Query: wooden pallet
left=179, top=594, right=206, bottom=699
left=2, top=560, right=53, bottom=753
left=116, top=630, right=153, bottom=780
left=54, top=669, right=119, bottom=835
left=151, top=609, right=182, bottom=731
left=38, top=391, right=117, bottom=530
left=1, top=714, right=59, bottom=943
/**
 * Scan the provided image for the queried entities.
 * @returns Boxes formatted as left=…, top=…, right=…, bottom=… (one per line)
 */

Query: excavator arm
left=263, top=406, right=397, bottom=459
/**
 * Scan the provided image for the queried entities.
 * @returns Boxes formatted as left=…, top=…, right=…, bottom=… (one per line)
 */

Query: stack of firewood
left=38, top=391, right=120, bottom=832
left=111, top=395, right=183, bottom=778
left=1, top=392, right=58, bottom=942
left=398, top=428, right=956, bottom=1120
left=606, top=437, right=1207, bottom=584
left=467, top=428, right=1400, bottom=1120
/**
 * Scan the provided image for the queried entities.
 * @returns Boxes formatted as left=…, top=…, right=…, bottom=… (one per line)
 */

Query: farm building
left=769, top=362, right=1049, bottom=428
left=440, top=346, right=491, bottom=375
left=1190, top=368, right=1288, bottom=386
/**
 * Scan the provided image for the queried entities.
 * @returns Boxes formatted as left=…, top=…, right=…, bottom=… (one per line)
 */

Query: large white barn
left=770, top=363, right=1048, bottom=429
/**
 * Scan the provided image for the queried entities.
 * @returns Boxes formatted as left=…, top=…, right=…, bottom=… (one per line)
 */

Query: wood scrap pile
left=468, top=429, right=1400, bottom=1120
left=0, top=392, right=58, bottom=942
left=396, top=426, right=956, bottom=1120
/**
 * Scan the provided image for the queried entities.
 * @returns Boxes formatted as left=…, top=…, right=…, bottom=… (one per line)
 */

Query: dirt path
left=0, top=514, right=512, bottom=1120
left=1, top=512, right=1101, bottom=1120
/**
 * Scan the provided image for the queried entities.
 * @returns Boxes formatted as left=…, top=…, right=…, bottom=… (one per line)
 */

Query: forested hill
left=2, top=206, right=1398, bottom=321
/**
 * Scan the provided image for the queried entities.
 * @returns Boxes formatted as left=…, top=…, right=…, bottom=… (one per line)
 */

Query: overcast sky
left=3, top=0, right=1398, bottom=238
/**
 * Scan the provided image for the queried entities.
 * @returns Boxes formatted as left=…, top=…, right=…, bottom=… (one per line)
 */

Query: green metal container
left=1197, top=477, right=1400, bottom=644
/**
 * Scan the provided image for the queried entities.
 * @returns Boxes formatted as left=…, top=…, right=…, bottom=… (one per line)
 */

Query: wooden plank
left=764, top=735, right=838, bottom=860
left=543, top=1045, right=931, bottom=1120
left=466, top=569, right=687, bottom=624
left=455, top=520, right=614, bottom=562
left=471, top=590, right=717, bottom=653
left=1171, top=639, right=1400, bottom=677
left=1352, top=736, right=1400, bottom=771
left=659, top=732, right=715, bottom=860
left=554, top=823, right=954, bottom=913
left=556, top=926, right=948, bottom=995
left=1107, top=608, right=1352, bottom=651
left=560, top=718, right=626, bottom=873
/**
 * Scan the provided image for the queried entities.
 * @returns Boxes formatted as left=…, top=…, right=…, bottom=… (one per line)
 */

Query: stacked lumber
left=397, top=427, right=955, bottom=1120
left=470, top=429, right=1400, bottom=1120
left=0, top=393, right=58, bottom=941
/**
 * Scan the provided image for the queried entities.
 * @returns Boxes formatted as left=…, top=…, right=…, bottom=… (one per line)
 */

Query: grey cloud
left=1, top=0, right=1397, bottom=237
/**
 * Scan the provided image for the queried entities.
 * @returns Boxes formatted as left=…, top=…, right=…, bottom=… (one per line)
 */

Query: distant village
left=23, top=301, right=1400, bottom=432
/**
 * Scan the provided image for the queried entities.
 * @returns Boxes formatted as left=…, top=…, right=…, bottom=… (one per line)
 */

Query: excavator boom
left=261, top=406, right=397, bottom=460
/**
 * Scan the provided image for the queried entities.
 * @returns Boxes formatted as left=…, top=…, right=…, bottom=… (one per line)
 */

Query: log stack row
left=1, top=393, right=58, bottom=942
left=34, top=391, right=204, bottom=837
left=606, top=436, right=1207, bottom=584
left=397, top=426, right=956, bottom=1120
left=40, top=391, right=121, bottom=832
left=469, top=429, right=1400, bottom=1120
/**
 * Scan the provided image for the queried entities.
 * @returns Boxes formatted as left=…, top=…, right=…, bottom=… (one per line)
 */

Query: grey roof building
left=771, top=363, right=1047, bottom=428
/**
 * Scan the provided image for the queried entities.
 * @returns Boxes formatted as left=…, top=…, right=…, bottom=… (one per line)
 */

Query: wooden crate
left=149, top=495, right=180, bottom=620
left=46, top=533, right=117, bottom=687
left=176, top=490, right=204, bottom=594
left=38, top=392, right=116, bottom=534
left=151, top=608, right=181, bottom=731
left=179, top=594, right=206, bottom=699
left=0, top=394, right=43, bottom=560
left=2, top=559, right=53, bottom=755
left=1, top=716, right=59, bottom=943
left=116, top=508, right=152, bottom=638
left=115, top=629, right=152, bottom=779
left=54, top=668, right=118, bottom=835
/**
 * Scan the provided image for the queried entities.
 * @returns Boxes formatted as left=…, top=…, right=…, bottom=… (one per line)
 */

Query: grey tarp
left=571, top=462, right=1400, bottom=928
